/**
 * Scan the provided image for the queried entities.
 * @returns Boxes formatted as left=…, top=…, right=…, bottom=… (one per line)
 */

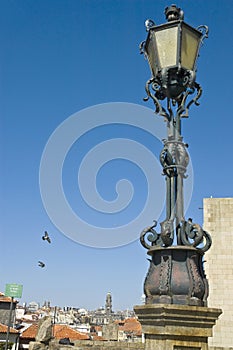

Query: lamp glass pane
left=147, top=34, right=158, bottom=76
left=181, top=26, right=201, bottom=70
left=154, top=26, right=178, bottom=68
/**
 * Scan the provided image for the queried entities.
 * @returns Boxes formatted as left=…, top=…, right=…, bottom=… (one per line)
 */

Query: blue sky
left=1, top=0, right=233, bottom=311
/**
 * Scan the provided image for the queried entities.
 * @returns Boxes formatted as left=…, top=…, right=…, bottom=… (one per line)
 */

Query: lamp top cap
left=165, top=4, right=184, bottom=21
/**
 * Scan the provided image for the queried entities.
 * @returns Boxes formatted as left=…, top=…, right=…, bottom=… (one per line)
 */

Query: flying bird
left=38, top=261, right=45, bottom=268
left=42, top=231, right=51, bottom=243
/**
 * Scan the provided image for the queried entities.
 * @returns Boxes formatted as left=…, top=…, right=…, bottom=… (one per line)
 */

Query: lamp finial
left=165, top=4, right=184, bottom=21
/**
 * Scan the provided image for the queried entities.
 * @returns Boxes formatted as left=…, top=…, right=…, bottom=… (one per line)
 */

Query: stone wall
left=29, top=340, right=144, bottom=350
left=209, top=348, right=233, bottom=350
left=204, top=198, right=233, bottom=348
left=0, top=302, right=16, bottom=326
left=66, top=340, right=144, bottom=349
left=28, top=340, right=233, bottom=350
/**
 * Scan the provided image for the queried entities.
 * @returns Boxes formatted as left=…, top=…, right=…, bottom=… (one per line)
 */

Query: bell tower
left=105, top=292, right=112, bottom=317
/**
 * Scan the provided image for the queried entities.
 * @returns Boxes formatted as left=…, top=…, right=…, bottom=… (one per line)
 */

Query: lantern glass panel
left=181, top=26, right=201, bottom=70
left=154, top=26, right=178, bottom=68
left=146, top=33, right=158, bottom=77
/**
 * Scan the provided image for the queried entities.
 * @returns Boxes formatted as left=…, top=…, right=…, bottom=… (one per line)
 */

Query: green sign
left=5, top=284, right=23, bottom=298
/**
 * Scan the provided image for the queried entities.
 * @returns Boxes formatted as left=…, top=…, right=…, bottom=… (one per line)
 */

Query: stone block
left=35, top=316, right=53, bottom=343
left=134, top=304, right=222, bottom=350
left=29, top=341, right=47, bottom=350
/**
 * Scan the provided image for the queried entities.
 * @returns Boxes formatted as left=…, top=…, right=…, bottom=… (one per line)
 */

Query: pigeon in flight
left=38, top=261, right=45, bottom=268
left=42, top=231, right=51, bottom=243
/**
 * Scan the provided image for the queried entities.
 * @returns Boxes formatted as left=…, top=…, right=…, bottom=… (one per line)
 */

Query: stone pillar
left=134, top=304, right=221, bottom=350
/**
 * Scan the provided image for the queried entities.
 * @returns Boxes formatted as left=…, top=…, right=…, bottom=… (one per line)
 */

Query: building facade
left=204, top=197, right=233, bottom=347
left=0, top=293, right=17, bottom=326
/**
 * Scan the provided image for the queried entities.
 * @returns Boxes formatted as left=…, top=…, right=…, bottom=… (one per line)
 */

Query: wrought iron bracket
left=140, top=218, right=212, bottom=253
left=143, top=71, right=203, bottom=119
left=140, top=219, right=174, bottom=249
left=144, top=78, right=169, bottom=118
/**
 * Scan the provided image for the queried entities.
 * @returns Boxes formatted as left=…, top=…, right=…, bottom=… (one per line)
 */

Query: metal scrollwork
left=160, top=140, right=189, bottom=177
left=144, top=78, right=168, bottom=118
left=180, top=82, right=203, bottom=118
left=180, top=219, right=212, bottom=253
left=139, top=6, right=212, bottom=307
left=140, top=218, right=211, bottom=253
left=140, top=219, right=174, bottom=249
left=139, top=40, right=146, bottom=55
left=139, top=9, right=211, bottom=256
left=160, top=219, right=174, bottom=246
left=197, top=25, right=209, bottom=44
left=143, top=73, right=203, bottom=119
left=176, top=142, right=189, bottom=175
left=140, top=221, right=161, bottom=249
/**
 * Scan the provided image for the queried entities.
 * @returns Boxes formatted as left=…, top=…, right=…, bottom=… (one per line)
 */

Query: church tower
left=105, top=292, right=112, bottom=317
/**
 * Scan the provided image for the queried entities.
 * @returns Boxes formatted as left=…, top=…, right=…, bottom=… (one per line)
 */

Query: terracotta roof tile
left=21, top=323, right=89, bottom=341
left=21, top=323, right=38, bottom=339
left=0, top=293, right=17, bottom=303
left=0, top=323, right=19, bottom=334
left=121, top=318, right=142, bottom=336
left=0, top=296, right=14, bottom=302
left=54, top=325, right=89, bottom=340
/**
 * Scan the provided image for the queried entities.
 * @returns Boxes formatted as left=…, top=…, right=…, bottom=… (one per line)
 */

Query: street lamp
left=140, top=4, right=208, bottom=117
left=139, top=5, right=211, bottom=306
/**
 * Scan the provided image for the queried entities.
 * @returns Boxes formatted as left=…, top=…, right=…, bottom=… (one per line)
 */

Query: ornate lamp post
left=139, top=4, right=212, bottom=307
left=134, top=6, right=222, bottom=350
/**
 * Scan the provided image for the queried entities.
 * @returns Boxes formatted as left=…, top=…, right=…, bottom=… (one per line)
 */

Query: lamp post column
left=134, top=5, right=222, bottom=349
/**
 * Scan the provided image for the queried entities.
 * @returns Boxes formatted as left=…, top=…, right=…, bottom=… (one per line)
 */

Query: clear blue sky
left=1, top=0, right=233, bottom=311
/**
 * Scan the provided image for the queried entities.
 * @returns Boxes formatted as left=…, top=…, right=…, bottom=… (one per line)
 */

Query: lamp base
left=144, top=246, right=208, bottom=306
left=134, top=304, right=222, bottom=350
